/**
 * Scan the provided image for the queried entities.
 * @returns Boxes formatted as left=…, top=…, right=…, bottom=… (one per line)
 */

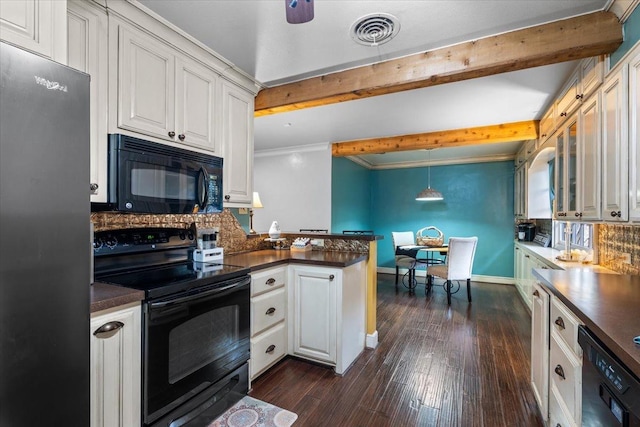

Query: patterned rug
left=209, top=396, right=298, bottom=427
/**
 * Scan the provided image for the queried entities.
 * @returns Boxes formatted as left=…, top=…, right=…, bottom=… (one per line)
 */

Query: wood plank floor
left=249, top=273, right=544, bottom=427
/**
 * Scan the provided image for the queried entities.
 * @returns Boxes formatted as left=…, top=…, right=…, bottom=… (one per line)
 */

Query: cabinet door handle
left=533, top=290, right=540, bottom=298
left=576, top=93, right=584, bottom=100
left=266, top=344, right=276, bottom=354
left=329, top=274, right=335, bottom=281
left=554, top=364, right=566, bottom=380
left=178, top=134, right=186, bottom=141
left=90, top=183, right=99, bottom=192
left=525, top=255, right=530, bottom=258
left=265, top=307, right=276, bottom=315
left=168, top=131, right=176, bottom=138
left=575, top=212, right=582, bottom=217
left=265, top=278, right=276, bottom=286
left=611, top=210, right=619, bottom=217
left=560, top=112, right=567, bottom=117
left=554, top=316, right=566, bottom=330
left=93, top=321, right=124, bottom=339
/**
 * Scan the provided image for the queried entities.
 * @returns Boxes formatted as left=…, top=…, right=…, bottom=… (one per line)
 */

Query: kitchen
left=1, top=0, right=640, bottom=426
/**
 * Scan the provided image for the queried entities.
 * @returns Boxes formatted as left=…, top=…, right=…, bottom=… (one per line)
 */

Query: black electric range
left=93, top=227, right=250, bottom=300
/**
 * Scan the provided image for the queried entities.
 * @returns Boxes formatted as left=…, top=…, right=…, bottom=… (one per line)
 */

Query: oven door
left=143, top=275, right=251, bottom=425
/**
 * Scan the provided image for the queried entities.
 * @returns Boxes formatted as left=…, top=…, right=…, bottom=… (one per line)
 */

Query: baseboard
left=366, top=331, right=378, bottom=349
left=377, top=267, right=515, bottom=285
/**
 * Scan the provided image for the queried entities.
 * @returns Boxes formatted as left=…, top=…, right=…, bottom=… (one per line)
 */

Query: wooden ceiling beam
left=255, top=11, right=622, bottom=117
left=331, top=120, right=539, bottom=157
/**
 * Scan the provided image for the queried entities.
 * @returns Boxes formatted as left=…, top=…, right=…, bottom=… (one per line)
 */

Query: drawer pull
left=265, top=278, right=276, bottom=286
left=265, top=307, right=276, bottom=315
left=93, top=321, right=124, bottom=339
left=554, top=364, right=566, bottom=380
left=554, top=316, right=566, bottom=330
left=266, top=344, right=276, bottom=354
left=533, top=290, right=540, bottom=298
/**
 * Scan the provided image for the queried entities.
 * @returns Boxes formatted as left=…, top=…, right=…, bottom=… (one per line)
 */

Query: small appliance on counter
left=517, top=223, right=536, bottom=241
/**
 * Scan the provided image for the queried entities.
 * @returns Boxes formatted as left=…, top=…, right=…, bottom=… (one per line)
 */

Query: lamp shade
left=252, top=192, right=264, bottom=208
left=416, top=187, right=444, bottom=201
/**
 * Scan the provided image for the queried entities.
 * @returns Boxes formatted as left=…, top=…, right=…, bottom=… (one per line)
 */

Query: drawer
left=251, top=266, right=286, bottom=296
left=549, top=381, right=577, bottom=427
left=550, top=332, right=582, bottom=423
left=250, top=323, right=286, bottom=379
left=550, top=297, right=582, bottom=357
left=251, top=288, right=286, bottom=336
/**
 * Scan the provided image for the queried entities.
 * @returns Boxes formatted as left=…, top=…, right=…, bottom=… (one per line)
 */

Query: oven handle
left=149, top=275, right=251, bottom=308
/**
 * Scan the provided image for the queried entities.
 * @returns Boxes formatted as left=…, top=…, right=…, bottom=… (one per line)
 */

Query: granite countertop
left=91, top=250, right=368, bottom=312
left=225, top=249, right=368, bottom=272
left=516, top=241, right=616, bottom=273
left=532, top=269, right=640, bottom=379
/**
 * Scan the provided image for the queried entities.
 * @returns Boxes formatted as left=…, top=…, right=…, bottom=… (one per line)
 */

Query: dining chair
left=426, top=237, right=478, bottom=305
left=391, top=231, right=417, bottom=286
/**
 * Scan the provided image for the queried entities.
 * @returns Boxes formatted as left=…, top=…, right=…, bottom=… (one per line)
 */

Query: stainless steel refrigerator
left=0, top=41, right=90, bottom=426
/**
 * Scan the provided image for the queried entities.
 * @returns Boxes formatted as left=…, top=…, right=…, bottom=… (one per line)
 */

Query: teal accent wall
left=611, top=6, right=640, bottom=67
left=230, top=208, right=250, bottom=232
left=331, top=158, right=515, bottom=278
left=331, top=157, right=371, bottom=232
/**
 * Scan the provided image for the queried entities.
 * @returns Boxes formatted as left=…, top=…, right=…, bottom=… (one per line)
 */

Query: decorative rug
left=209, top=396, right=298, bottom=427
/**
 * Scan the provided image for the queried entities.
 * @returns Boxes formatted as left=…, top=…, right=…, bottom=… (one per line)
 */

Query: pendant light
left=416, top=149, right=444, bottom=201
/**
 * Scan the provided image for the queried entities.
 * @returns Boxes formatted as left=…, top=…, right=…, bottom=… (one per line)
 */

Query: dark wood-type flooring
left=249, top=273, right=544, bottom=427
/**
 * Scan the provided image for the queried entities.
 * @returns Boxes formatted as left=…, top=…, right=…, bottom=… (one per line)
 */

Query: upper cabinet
left=221, top=80, right=254, bottom=206
left=601, top=66, right=629, bottom=222
left=115, top=25, right=221, bottom=154
left=67, top=0, right=108, bottom=202
left=630, top=50, right=640, bottom=222
left=0, top=0, right=67, bottom=63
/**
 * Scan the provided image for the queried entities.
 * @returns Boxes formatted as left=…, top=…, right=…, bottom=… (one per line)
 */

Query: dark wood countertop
left=90, top=282, right=144, bottom=314
left=226, top=249, right=369, bottom=271
left=90, top=250, right=367, bottom=312
left=532, top=269, right=640, bottom=379
left=251, top=232, right=383, bottom=241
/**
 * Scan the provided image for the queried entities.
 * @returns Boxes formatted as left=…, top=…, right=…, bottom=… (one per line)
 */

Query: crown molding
left=345, top=154, right=516, bottom=170
left=254, top=142, right=330, bottom=158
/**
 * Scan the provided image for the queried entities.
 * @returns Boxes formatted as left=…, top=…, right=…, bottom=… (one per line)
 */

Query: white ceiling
left=138, top=0, right=610, bottom=167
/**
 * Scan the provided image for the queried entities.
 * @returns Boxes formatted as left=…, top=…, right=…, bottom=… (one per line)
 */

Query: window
left=553, top=221, right=594, bottom=250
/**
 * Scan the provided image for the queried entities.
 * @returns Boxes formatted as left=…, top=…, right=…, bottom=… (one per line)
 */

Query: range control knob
left=105, top=236, right=118, bottom=248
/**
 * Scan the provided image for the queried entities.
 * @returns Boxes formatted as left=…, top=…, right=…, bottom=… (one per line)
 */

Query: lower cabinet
left=250, top=266, right=287, bottom=380
left=90, top=302, right=141, bottom=427
left=514, top=243, right=555, bottom=311
left=288, top=262, right=366, bottom=375
left=531, top=285, right=583, bottom=427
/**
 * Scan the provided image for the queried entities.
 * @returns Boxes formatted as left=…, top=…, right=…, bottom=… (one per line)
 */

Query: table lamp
left=250, top=192, right=263, bottom=234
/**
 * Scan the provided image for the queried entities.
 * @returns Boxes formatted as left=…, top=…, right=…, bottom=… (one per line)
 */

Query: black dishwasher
left=578, top=326, right=640, bottom=427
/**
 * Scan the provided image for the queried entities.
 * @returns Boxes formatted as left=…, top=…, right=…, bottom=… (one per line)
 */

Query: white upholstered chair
left=426, top=237, right=478, bottom=304
left=391, top=231, right=417, bottom=286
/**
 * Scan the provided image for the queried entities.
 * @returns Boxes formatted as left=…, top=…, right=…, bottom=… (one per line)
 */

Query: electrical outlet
left=621, top=253, right=632, bottom=264
left=238, top=208, right=248, bottom=214
left=311, top=239, right=324, bottom=248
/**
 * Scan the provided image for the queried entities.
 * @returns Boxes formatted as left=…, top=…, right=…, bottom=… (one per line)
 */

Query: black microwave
left=97, top=134, right=223, bottom=214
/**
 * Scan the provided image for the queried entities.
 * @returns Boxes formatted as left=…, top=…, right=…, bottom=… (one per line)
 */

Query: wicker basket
left=416, top=226, right=444, bottom=247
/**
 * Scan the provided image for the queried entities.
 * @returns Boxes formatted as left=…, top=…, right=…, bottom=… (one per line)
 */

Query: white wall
left=253, top=143, right=332, bottom=233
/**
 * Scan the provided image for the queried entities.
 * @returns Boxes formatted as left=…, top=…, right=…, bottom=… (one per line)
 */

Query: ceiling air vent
left=350, top=13, right=400, bottom=47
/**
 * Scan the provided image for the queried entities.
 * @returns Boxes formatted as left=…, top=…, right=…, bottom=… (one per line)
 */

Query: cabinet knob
left=224, top=195, right=231, bottom=201
left=611, top=210, right=618, bottom=217
left=575, top=212, right=582, bottom=218
left=93, top=321, right=124, bottom=339
left=265, top=307, right=276, bottom=315
left=533, top=290, right=540, bottom=298
left=525, top=255, right=530, bottom=258
left=558, top=212, right=566, bottom=217
left=329, top=274, right=335, bottom=281
left=266, top=344, right=276, bottom=354
left=168, top=131, right=176, bottom=138
left=178, top=134, right=186, bottom=141
left=90, top=183, right=99, bottom=192
left=554, top=364, right=566, bottom=380
left=554, top=316, right=566, bottom=330
left=560, top=112, right=567, bottom=117
left=265, top=278, right=276, bottom=286
left=576, top=94, right=584, bottom=100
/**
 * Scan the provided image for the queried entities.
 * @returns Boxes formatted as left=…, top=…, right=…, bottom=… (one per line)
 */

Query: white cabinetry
left=0, top=0, right=67, bottom=63
left=577, top=92, right=602, bottom=220
left=289, top=262, right=366, bottom=375
left=250, top=266, right=287, bottom=380
left=628, top=50, right=640, bottom=222
left=90, top=303, right=141, bottom=427
left=531, top=282, right=550, bottom=421
left=601, top=66, right=629, bottom=221
left=514, top=243, right=554, bottom=311
left=115, top=24, right=220, bottom=154
left=221, top=79, right=254, bottom=206
left=67, top=0, right=108, bottom=202
left=514, top=164, right=527, bottom=219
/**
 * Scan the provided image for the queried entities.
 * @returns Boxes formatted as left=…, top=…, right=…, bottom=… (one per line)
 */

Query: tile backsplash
left=598, top=224, right=640, bottom=275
